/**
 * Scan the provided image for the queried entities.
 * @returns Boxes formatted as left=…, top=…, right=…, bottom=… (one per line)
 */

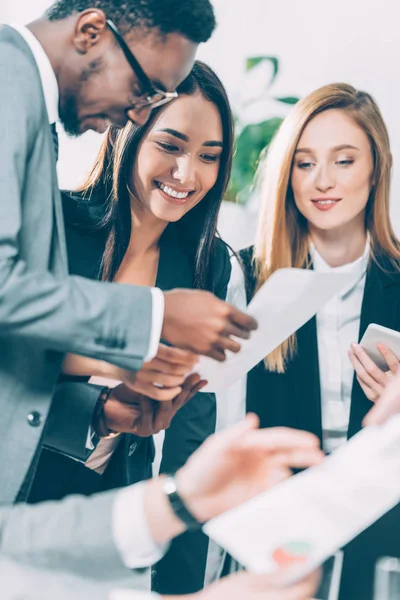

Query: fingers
left=124, top=367, right=185, bottom=390
left=180, top=372, right=202, bottom=391
left=282, top=570, right=321, bottom=600
left=273, top=447, right=325, bottom=469
left=350, top=343, right=387, bottom=384
left=232, top=569, right=319, bottom=599
left=152, top=400, right=175, bottom=433
left=349, top=343, right=385, bottom=396
left=137, top=369, right=186, bottom=388
left=348, top=344, right=383, bottom=400
left=206, top=348, right=227, bottom=362
left=204, top=414, right=260, bottom=450
left=189, top=379, right=208, bottom=395
left=133, top=398, right=154, bottom=437
left=150, top=375, right=207, bottom=433
left=216, top=337, right=242, bottom=354
left=236, top=425, right=322, bottom=453
left=153, top=344, right=199, bottom=368
left=222, top=324, right=252, bottom=340
left=223, top=413, right=261, bottom=439
left=141, top=358, right=191, bottom=377
left=377, top=342, right=399, bottom=375
left=172, top=374, right=208, bottom=410
left=363, top=369, right=400, bottom=426
left=228, top=305, right=258, bottom=333
left=125, top=378, right=182, bottom=401
left=356, top=376, right=379, bottom=402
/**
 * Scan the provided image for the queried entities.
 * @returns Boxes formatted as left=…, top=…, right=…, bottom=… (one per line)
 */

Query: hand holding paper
left=176, top=414, right=324, bottom=523
left=199, top=569, right=320, bottom=600
left=198, top=268, right=354, bottom=392
left=204, top=416, right=400, bottom=582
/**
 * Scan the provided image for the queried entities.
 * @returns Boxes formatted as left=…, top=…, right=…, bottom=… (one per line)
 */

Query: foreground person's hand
left=175, top=414, right=324, bottom=523
left=188, top=569, right=320, bottom=600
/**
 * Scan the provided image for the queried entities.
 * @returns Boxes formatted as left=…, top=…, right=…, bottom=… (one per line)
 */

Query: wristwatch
left=162, top=474, right=204, bottom=531
left=93, top=386, right=121, bottom=439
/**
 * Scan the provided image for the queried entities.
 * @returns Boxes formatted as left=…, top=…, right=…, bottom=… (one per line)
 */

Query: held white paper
left=204, top=416, right=400, bottom=583
left=198, top=268, right=353, bottom=392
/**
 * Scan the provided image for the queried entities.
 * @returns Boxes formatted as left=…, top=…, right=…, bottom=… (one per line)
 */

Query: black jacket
left=241, top=245, right=400, bottom=600
left=29, top=191, right=232, bottom=595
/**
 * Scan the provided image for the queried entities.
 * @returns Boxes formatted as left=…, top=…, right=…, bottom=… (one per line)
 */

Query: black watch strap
left=163, top=474, right=204, bottom=531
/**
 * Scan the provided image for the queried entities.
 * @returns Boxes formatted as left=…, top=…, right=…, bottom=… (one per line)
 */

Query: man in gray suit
left=0, top=0, right=257, bottom=503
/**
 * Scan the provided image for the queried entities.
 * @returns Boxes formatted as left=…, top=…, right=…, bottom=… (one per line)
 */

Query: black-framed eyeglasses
left=106, top=19, right=178, bottom=114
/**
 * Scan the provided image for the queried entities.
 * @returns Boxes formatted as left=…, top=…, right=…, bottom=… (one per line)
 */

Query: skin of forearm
left=143, top=476, right=186, bottom=546
left=62, top=353, right=117, bottom=377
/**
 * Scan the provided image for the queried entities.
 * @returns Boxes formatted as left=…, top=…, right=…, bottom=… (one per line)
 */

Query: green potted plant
left=227, top=56, right=299, bottom=204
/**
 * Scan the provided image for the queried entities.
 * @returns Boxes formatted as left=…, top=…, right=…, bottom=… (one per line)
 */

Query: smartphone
left=359, top=324, right=400, bottom=371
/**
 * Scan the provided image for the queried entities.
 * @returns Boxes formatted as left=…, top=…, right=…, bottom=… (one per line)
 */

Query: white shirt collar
left=310, top=238, right=370, bottom=275
left=10, top=24, right=59, bottom=125
left=310, top=237, right=370, bottom=298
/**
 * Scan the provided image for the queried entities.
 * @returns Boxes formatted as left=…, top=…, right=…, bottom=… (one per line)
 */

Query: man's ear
left=72, top=9, right=108, bottom=54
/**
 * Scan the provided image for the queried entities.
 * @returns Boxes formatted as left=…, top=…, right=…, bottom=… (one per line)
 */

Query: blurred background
left=2, top=0, right=400, bottom=248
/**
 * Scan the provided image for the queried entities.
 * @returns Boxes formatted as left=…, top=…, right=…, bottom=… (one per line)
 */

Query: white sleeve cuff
left=112, top=482, right=167, bottom=569
left=144, top=288, right=164, bottom=362
left=109, top=592, right=161, bottom=600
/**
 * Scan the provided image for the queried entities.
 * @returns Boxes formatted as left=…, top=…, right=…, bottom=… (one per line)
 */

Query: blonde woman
left=236, top=84, right=400, bottom=600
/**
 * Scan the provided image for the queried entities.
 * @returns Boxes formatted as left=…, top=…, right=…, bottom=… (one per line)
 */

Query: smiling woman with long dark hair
left=28, top=61, right=238, bottom=595
left=70, top=59, right=233, bottom=291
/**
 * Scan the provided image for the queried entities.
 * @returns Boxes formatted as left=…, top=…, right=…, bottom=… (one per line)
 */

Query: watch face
left=163, top=475, right=202, bottom=530
left=164, top=476, right=178, bottom=495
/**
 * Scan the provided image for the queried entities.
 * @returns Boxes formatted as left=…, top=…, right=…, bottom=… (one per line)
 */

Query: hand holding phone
left=349, top=324, right=400, bottom=402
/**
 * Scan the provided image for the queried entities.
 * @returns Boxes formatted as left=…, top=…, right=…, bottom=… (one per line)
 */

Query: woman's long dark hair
left=78, top=60, right=234, bottom=291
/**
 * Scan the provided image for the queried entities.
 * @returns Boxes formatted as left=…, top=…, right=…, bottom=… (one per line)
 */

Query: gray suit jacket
left=0, top=491, right=151, bottom=592
left=0, top=25, right=153, bottom=502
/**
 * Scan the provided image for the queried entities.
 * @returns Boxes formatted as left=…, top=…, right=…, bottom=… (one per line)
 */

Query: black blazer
left=241, top=246, right=400, bottom=600
left=29, top=191, right=232, bottom=595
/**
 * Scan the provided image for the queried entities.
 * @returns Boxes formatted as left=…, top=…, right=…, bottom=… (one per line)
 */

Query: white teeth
left=158, top=182, right=189, bottom=199
left=316, top=200, right=335, bottom=205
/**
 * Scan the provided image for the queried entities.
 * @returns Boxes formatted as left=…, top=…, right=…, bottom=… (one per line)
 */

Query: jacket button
left=27, top=411, right=43, bottom=428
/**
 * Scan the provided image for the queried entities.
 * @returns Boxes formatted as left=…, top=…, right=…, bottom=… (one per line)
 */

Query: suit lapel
left=348, top=260, right=400, bottom=437
left=289, top=316, right=323, bottom=443
left=51, top=159, right=69, bottom=273
left=10, top=25, right=69, bottom=275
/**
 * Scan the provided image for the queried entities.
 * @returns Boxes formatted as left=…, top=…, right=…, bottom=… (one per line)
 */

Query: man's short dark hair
left=47, top=0, right=216, bottom=43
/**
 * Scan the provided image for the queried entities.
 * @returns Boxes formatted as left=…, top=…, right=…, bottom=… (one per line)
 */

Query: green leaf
left=226, top=117, right=283, bottom=204
left=246, top=56, right=279, bottom=87
left=275, top=96, right=299, bottom=105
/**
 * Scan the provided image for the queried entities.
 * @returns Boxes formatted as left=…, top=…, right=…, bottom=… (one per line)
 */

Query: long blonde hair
left=254, top=82, right=400, bottom=372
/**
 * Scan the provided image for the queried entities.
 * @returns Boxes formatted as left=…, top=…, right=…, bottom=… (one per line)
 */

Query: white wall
left=3, top=0, right=400, bottom=246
